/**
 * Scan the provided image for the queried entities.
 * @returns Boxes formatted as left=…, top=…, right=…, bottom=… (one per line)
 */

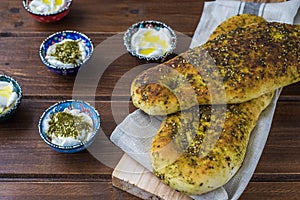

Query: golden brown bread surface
left=149, top=14, right=276, bottom=195
left=150, top=92, right=274, bottom=195
left=131, top=20, right=300, bottom=115
left=209, top=14, right=266, bottom=41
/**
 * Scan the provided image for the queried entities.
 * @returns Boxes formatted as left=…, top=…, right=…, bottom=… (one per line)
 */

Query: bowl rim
left=123, top=20, right=177, bottom=61
left=0, top=75, right=22, bottom=118
left=22, top=0, right=72, bottom=16
left=39, top=30, right=94, bottom=71
left=38, top=99, right=101, bottom=151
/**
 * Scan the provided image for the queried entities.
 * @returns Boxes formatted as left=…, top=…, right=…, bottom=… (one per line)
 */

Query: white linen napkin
left=111, top=1, right=300, bottom=199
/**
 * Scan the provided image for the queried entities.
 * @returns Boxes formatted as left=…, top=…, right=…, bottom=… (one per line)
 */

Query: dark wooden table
left=0, top=0, right=299, bottom=199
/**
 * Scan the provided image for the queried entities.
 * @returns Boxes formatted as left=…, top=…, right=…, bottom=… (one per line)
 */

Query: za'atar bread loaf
left=150, top=92, right=273, bottom=195
left=150, top=14, right=276, bottom=195
left=131, top=19, right=300, bottom=115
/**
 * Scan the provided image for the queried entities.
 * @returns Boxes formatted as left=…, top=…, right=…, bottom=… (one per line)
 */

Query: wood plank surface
left=1, top=181, right=299, bottom=200
left=0, top=181, right=136, bottom=200
left=0, top=0, right=205, bottom=34
left=240, top=182, right=300, bottom=200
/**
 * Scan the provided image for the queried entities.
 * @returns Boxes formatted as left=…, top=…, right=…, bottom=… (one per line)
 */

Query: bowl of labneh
left=124, top=20, right=177, bottom=61
left=38, top=100, right=100, bottom=153
left=39, top=30, right=94, bottom=76
left=0, top=75, right=22, bottom=121
left=22, top=0, right=72, bottom=23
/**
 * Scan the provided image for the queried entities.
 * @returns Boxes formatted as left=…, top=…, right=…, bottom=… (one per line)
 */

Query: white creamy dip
left=44, top=108, right=94, bottom=146
left=131, top=27, right=173, bottom=58
left=45, top=39, right=87, bottom=68
left=29, top=0, right=65, bottom=14
left=0, top=82, right=18, bottom=114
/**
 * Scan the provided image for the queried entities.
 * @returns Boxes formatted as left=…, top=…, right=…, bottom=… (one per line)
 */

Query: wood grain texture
left=240, top=182, right=300, bottom=200
left=112, top=154, right=191, bottom=200
left=0, top=181, right=138, bottom=200
left=0, top=182, right=142, bottom=200
left=0, top=0, right=204, bottom=34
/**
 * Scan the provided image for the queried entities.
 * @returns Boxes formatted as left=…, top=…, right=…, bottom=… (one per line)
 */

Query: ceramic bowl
left=0, top=75, right=22, bottom=122
left=124, top=20, right=177, bottom=61
left=22, top=0, right=72, bottom=23
left=38, top=100, right=100, bottom=153
left=39, top=30, right=94, bottom=76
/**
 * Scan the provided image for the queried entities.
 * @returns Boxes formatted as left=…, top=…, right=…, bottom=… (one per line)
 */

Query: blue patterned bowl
left=38, top=100, right=100, bottom=153
left=39, top=31, right=94, bottom=76
left=0, top=75, right=22, bottom=122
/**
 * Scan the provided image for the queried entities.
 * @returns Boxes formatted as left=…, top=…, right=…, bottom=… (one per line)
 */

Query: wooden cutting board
left=112, top=153, right=191, bottom=200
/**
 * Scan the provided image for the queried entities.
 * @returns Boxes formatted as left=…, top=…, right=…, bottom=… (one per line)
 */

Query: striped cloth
left=238, top=2, right=267, bottom=15
left=190, top=0, right=300, bottom=48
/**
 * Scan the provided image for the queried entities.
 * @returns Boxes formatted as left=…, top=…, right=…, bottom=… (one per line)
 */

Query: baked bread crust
left=131, top=19, right=300, bottom=115
left=209, top=14, right=266, bottom=40
left=149, top=14, right=276, bottom=195
left=150, top=92, right=274, bottom=195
